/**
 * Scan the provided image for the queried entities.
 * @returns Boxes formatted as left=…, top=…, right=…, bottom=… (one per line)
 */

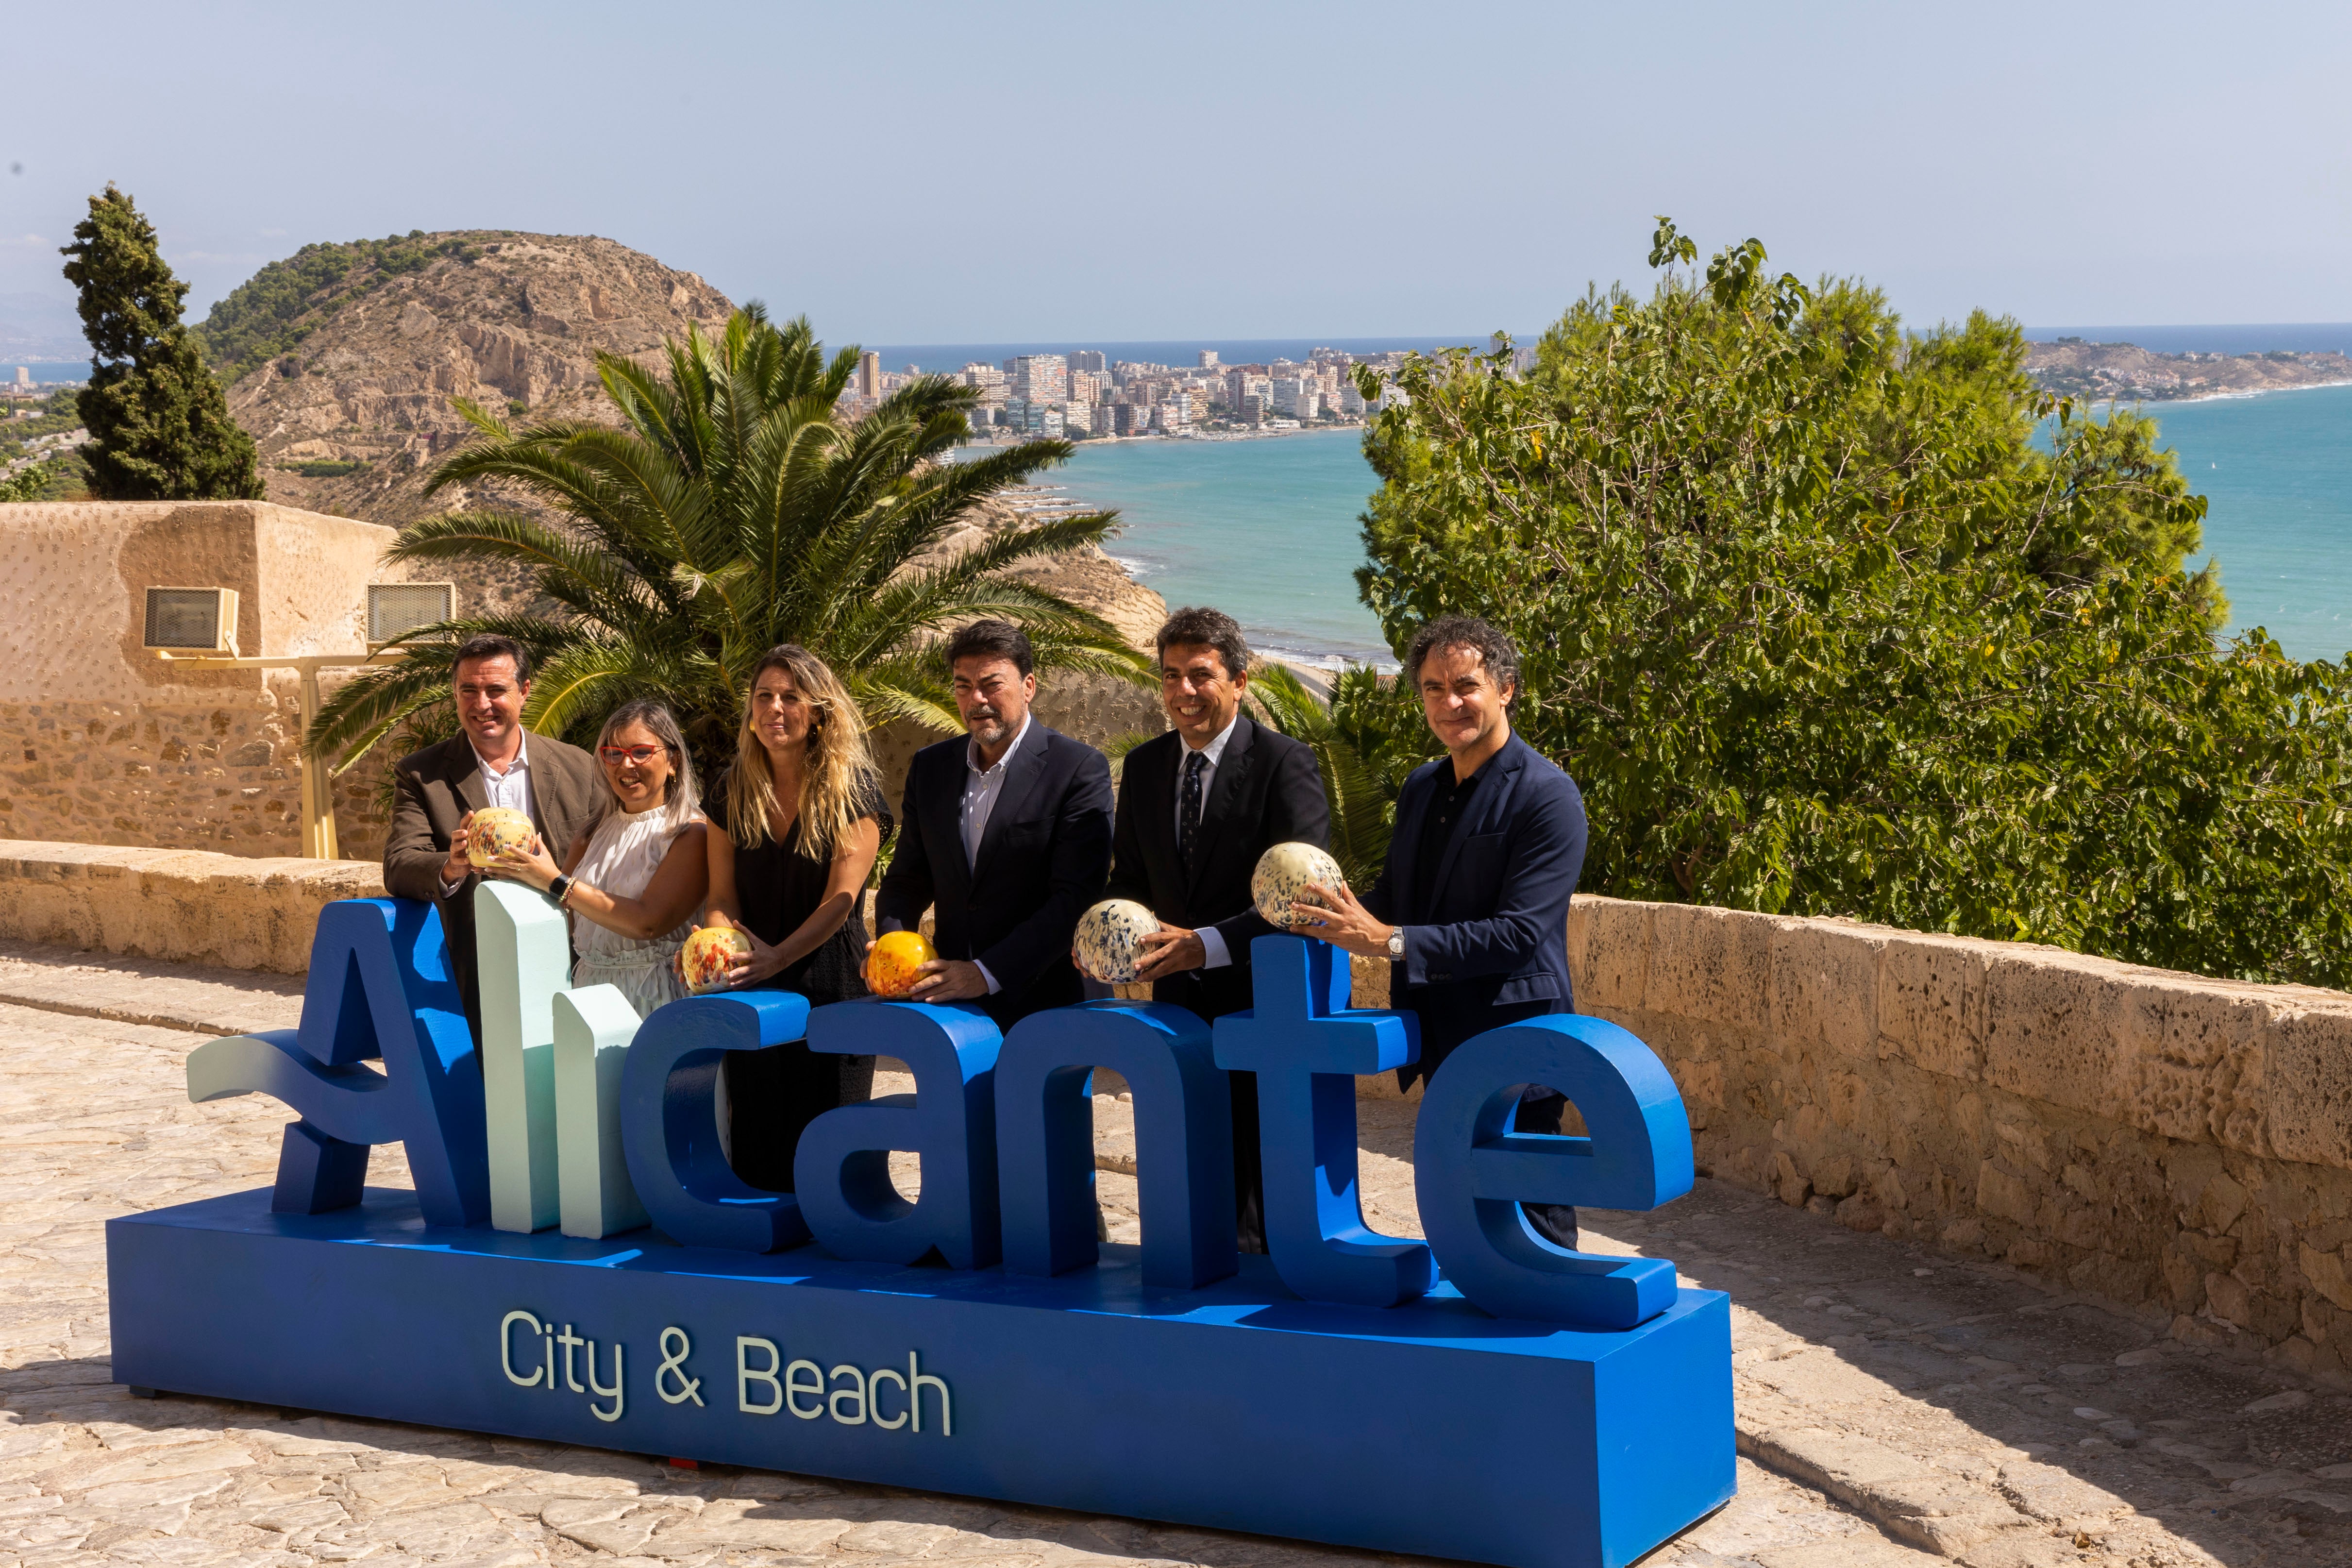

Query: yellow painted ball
left=680, top=926, right=755, bottom=995
left=1074, top=898, right=1162, bottom=984
left=1252, top=842, right=1347, bottom=928
left=465, top=806, right=536, bottom=871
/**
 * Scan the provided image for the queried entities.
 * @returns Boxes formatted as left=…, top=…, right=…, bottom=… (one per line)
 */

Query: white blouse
left=570, top=801, right=701, bottom=961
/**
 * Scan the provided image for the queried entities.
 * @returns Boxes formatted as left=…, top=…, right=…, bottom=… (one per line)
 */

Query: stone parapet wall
left=0, top=840, right=383, bottom=973
left=15, top=833, right=2347, bottom=1376
left=1563, top=894, right=2352, bottom=1377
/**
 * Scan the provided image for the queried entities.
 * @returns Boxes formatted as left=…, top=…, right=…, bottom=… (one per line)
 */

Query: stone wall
left=0, top=840, right=384, bottom=973
left=1561, top=895, right=2352, bottom=1379
left=0, top=501, right=400, bottom=862
left=18, top=826, right=2348, bottom=1377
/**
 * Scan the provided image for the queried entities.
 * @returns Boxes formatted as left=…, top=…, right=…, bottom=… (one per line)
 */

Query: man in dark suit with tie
left=875, top=619, right=1114, bottom=1031
left=380, top=633, right=608, bottom=1041
left=1102, top=606, right=1331, bottom=1252
left=1295, top=615, right=1587, bottom=1249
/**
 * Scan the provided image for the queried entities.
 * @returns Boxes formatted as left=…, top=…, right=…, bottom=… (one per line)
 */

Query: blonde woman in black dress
left=700, top=644, right=892, bottom=1190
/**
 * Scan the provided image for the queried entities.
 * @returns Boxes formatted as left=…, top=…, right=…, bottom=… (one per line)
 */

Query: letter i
left=545, top=1331, right=556, bottom=1391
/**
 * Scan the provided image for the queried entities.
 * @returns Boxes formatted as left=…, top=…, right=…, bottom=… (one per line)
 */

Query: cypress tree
left=59, top=185, right=263, bottom=501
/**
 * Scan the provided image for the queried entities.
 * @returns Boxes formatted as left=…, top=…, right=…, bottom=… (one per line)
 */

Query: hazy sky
left=6, top=2, right=2350, bottom=344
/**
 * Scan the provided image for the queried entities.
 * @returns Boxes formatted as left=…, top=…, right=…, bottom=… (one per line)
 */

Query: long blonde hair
left=726, top=644, right=877, bottom=860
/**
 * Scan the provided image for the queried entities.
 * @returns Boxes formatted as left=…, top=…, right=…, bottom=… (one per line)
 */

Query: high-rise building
left=1009, top=354, right=1068, bottom=405
left=1061, top=402, right=1093, bottom=435
left=1068, top=350, right=1107, bottom=373
left=858, top=352, right=881, bottom=400
left=1197, top=350, right=1220, bottom=369
left=1068, top=370, right=1102, bottom=405
left=11, top=368, right=28, bottom=388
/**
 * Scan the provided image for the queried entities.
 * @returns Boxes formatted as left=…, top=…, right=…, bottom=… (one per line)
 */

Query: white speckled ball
left=1252, top=842, right=1347, bottom=928
left=1073, top=898, right=1162, bottom=984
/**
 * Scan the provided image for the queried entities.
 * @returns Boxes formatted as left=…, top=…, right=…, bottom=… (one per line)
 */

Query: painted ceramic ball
left=1073, top=898, right=1162, bottom=984
left=680, top=926, right=754, bottom=995
left=1252, top=841, right=1347, bottom=928
left=865, top=929, right=938, bottom=999
left=465, top=806, right=537, bottom=871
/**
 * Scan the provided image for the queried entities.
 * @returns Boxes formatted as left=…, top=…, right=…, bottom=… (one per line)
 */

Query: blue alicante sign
left=106, top=894, right=1732, bottom=1568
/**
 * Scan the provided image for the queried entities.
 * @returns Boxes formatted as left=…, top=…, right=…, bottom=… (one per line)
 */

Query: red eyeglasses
left=598, top=745, right=667, bottom=765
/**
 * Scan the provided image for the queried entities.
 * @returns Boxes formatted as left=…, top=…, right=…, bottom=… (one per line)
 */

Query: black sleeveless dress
left=707, top=775, right=892, bottom=1192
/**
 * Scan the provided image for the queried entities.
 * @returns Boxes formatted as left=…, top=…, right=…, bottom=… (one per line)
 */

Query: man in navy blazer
left=875, top=620, right=1114, bottom=1031
left=1102, top=606, right=1331, bottom=1250
left=1294, top=614, right=1587, bottom=1248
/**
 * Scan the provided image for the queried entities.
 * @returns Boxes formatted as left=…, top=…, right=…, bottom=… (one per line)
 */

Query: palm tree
left=309, top=305, right=1144, bottom=777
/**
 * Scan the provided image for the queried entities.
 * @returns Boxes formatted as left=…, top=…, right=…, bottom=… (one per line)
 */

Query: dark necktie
left=1180, top=750, right=1208, bottom=867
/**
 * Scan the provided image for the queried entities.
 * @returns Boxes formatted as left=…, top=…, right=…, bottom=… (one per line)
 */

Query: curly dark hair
left=1405, top=615, right=1519, bottom=705
left=1155, top=606, right=1249, bottom=677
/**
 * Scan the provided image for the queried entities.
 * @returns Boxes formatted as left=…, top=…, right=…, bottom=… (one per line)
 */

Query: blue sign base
left=107, top=1188, right=1733, bottom=1568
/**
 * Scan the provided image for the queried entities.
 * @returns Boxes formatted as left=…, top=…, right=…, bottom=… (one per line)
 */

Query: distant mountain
left=0, top=291, right=87, bottom=363
left=2026, top=338, right=2352, bottom=402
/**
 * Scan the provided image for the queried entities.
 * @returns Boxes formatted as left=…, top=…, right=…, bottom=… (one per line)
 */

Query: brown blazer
left=381, top=730, right=608, bottom=1036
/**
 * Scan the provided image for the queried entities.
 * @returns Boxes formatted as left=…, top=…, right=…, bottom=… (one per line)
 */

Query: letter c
left=500, top=1310, right=544, bottom=1386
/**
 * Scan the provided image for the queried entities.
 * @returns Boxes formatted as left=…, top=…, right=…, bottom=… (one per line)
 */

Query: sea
left=917, top=328, right=2352, bottom=667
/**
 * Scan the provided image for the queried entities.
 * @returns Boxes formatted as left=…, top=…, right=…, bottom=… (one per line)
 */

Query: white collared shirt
left=958, top=713, right=1034, bottom=995
left=441, top=732, right=533, bottom=898
left=477, top=731, right=534, bottom=819
left=1175, top=714, right=1241, bottom=971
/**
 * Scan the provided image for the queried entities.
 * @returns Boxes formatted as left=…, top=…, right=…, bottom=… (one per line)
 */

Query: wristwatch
left=1387, top=927, right=1405, bottom=959
left=547, top=874, right=572, bottom=907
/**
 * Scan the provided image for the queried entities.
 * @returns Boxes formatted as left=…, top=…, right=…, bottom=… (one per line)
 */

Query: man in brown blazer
left=381, top=633, right=607, bottom=1039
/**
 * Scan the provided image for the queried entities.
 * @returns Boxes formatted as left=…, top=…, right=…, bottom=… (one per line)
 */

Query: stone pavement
left=0, top=950, right=2346, bottom=1565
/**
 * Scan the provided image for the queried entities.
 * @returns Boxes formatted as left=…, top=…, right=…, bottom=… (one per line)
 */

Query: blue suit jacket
left=1363, top=732, right=1588, bottom=1079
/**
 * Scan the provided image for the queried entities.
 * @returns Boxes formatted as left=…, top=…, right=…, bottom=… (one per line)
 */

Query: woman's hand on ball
left=724, top=925, right=785, bottom=988
left=492, top=833, right=562, bottom=892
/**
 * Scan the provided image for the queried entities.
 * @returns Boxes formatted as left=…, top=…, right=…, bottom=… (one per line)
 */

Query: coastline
left=2067, top=376, right=2352, bottom=408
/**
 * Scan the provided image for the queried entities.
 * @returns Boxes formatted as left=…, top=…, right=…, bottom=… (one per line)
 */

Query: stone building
left=0, top=500, right=400, bottom=862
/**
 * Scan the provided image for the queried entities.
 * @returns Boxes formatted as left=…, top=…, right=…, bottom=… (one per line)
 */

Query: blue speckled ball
left=1252, top=842, right=1346, bottom=927
left=1074, top=898, right=1162, bottom=983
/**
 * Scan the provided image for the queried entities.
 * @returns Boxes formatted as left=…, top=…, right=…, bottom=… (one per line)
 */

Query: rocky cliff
left=202, top=230, right=1164, bottom=651
left=211, top=232, right=736, bottom=535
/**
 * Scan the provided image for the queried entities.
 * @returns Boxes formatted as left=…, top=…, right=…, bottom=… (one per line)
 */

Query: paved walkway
left=0, top=946, right=2345, bottom=1565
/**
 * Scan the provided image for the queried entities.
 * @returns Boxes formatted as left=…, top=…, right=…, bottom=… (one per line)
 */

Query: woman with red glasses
left=491, top=698, right=710, bottom=1014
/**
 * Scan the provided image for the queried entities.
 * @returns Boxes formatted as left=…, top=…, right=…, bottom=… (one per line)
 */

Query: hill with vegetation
left=193, top=230, right=736, bottom=609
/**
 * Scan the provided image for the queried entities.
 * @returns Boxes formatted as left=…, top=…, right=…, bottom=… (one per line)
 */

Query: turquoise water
left=2142, top=384, right=2352, bottom=662
left=1047, top=386, right=2352, bottom=665
left=1058, top=432, right=1392, bottom=663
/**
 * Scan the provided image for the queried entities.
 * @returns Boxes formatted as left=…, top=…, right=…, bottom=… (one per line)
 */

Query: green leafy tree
left=1344, top=219, right=2352, bottom=987
left=60, top=186, right=263, bottom=502
left=310, top=305, right=1144, bottom=777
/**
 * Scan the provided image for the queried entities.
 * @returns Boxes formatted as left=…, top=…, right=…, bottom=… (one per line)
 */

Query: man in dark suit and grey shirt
left=1103, top=606, right=1331, bottom=1251
left=875, top=620, right=1114, bottom=1032
left=1295, top=615, right=1588, bottom=1249
left=381, top=633, right=607, bottom=1041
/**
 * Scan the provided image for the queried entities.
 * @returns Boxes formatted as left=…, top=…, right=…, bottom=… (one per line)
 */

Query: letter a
left=187, top=898, right=488, bottom=1225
